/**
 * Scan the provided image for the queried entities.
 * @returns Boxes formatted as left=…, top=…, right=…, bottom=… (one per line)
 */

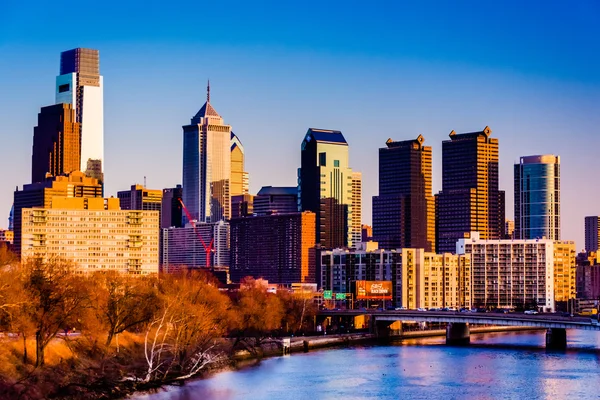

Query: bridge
left=318, top=310, right=600, bottom=349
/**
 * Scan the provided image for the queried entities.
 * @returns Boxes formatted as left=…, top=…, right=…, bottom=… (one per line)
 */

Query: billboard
left=355, top=280, right=393, bottom=300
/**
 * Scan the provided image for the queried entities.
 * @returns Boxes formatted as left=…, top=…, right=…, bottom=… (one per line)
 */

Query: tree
left=278, top=289, right=317, bottom=334
left=91, top=272, right=159, bottom=349
left=21, top=257, right=90, bottom=367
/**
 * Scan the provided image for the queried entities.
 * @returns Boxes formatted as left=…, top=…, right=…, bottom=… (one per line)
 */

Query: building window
left=334, top=160, right=340, bottom=167
left=58, top=84, right=70, bottom=93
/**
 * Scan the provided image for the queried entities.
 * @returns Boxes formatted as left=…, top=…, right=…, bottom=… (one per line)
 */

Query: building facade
left=182, top=84, right=232, bottom=223
left=585, top=216, right=600, bottom=252
left=456, top=232, right=575, bottom=312
left=230, top=132, right=249, bottom=196
left=229, top=212, right=316, bottom=284
left=254, top=186, right=298, bottom=216
left=13, top=171, right=103, bottom=258
left=361, top=224, right=372, bottom=242
left=161, top=221, right=230, bottom=273
left=372, top=135, right=435, bottom=252
left=117, top=184, right=163, bottom=216
left=299, top=128, right=353, bottom=249
left=319, top=246, right=471, bottom=309
left=437, top=127, right=504, bottom=253
left=231, top=194, right=254, bottom=219
left=0, top=230, right=13, bottom=245
left=514, top=155, right=560, bottom=240
left=161, top=185, right=183, bottom=229
left=31, top=104, right=80, bottom=183
left=55, top=48, right=104, bottom=183
left=21, top=197, right=159, bottom=274
left=351, top=172, right=362, bottom=249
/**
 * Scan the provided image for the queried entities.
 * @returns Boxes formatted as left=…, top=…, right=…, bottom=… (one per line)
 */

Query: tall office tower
left=505, top=220, right=515, bottom=239
left=299, top=128, right=353, bottom=249
left=585, top=216, right=600, bottom=252
left=55, top=48, right=104, bottom=183
left=182, top=83, right=232, bottom=223
left=351, top=172, right=363, bottom=248
left=21, top=197, right=159, bottom=275
left=229, top=212, right=316, bottom=284
left=372, top=135, right=435, bottom=252
left=231, top=194, right=254, bottom=218
left=254, top=186, right=298, bottom=215
left=8, top=205, right=14, bottom=231
left=31, top=104, right=81, bottom=183
left=161, top=185, right=183, bottom=229
left=13, top=171, right=103, bottom=258
left=436, top=127, right=503, bottom=253
left=514, top=155, right=561, bottom=240
left=117, top=184, right=163, bottom=213
left=230, top=133, right=249, bottom=196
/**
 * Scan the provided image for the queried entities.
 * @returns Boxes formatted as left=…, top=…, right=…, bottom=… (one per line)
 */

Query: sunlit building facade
left=351, top=172, right=362, bottom=249
left=21, top=197, right=159, bottom=275
left=231, top=132, right=249, bottom=196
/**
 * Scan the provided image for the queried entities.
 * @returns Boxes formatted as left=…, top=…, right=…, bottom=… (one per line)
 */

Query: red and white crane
left=178, top=198, right=214, bottom=268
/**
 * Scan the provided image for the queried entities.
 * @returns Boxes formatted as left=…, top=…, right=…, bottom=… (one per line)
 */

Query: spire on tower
left=207, top=79, right=210, bottom=103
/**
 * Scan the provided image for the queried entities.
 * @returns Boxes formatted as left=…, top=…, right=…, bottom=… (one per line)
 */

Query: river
left=137, top=330, right=600, bottom=400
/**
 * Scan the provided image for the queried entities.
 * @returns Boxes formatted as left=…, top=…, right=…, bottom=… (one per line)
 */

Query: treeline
left=0, top=248, right=316, bottom=399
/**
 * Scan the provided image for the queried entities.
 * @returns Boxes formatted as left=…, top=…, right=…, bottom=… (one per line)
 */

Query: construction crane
left=178, top=198, right=214, bottom=268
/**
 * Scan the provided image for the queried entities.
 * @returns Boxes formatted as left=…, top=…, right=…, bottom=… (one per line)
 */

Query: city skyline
left=1, top=1, right=599, bottom=249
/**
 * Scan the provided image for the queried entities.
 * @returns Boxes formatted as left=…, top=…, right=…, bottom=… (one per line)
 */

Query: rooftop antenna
left=207, top=79, right=210, bottom=103
left=144, top=176, right=146, bottom=188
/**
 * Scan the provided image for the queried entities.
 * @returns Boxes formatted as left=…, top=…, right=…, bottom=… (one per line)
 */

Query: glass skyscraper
left=514, top=155, right=561, bottom=240
left=182, top=84, right=232, bottom=223
left=55, top=48, right=104, bottom=184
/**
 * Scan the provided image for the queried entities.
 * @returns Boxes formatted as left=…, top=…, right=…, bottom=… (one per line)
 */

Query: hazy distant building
left=31, top=104, right=80, bottom=183
left=254, top=186, right=298, bottom=216
left=437, top=127, right=504, bottom=253
left=373, top=135, right=435, bottom=252
left=21, top=197, right=159, bottom=274
left=299, top=128, right=353, bottom=249
left=8, top=205, right=13, bottom=231
left=514, top=155, right=560, bottom=240
left=585, top=216, right=600, bottom=252
left=351, top=172, right=362, bottom=249
left=161, top=185, right=183, bottom=229
left=182, top=83, right=232, bottom=223
left=231, top=194, right=254, bottom=219
left=229, top=212, right=316, bottom=284
left=161, top=221, right=230, bottom=273
left=231, top=133, right=249, bottom=196
left=13, top=171, right=103, bottom=258
left=55, top=48, right=104, bottom=184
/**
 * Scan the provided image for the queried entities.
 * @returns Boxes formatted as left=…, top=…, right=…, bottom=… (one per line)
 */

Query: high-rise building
left=361, top=224, right=372, bottom=242
left=231, top=194, right=254, bottom=219
left=161, top=185, right=183, bottom=229
left=161, top=221, right=230, bottom=273
left=8, top=205, right=14, bottom=231
left=31, top=104, right=81, bottom=183
left=299, top=128, right=353, bottom=248
left=514, top=155, right=561, bottom=240
left=351, top=172, right=362, bottom=249
left=13, top=171, right=103, bottom=258
left=505, top=220, right=515, bottom=239
left=456, top=232, right=575, bottom=312
left=55, top=48, right=104, bottom=183
left=21, top=197, right=159, bottom=274
left=585, top=216, right=600, bottom=252
left=182, top=83, right=232, bottom=223
left=229, top=212, right=316, bottom=284
left=437, top=127, right=504, bottom=253
left=117, top=184, right=163, bottom=214
left=230, top=133, right=249, bottom=196
left=254, top=186, right=298, bottom=216
left=372, top=135, right=435, bottom=252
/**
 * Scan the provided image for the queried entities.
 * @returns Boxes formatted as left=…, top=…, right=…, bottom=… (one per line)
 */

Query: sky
left=1, top=0, right=599, bottom=249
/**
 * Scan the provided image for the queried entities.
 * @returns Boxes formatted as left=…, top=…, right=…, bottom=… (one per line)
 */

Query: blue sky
left=1, top=1, right=599, bottom=248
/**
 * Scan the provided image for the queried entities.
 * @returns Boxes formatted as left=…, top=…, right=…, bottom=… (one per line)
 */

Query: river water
left=137, top=330, right=600, bottom=400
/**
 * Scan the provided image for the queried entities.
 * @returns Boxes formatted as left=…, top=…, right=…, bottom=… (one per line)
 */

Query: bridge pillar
left=546, top=328, right=567, bottom=350
left=371, top=319, right=402, bottom=339
left=446, top=323, right=470, bottom=345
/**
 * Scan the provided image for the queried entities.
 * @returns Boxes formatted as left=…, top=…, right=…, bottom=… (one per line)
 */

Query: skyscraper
left=31, top=104, right=81, bottom=183
left=585, top=216, right=600, bottom=252
left=117, top=184, right=163, bottom=214
left=182, top=83, right=232, bottom=223
left=161, top=185, right=183, bottom=229
left=372, top=135, right=435, bottom=252
left=351, top=172, right=363, bottom=247
left=299, top=128, right=353, bottom=249
left=514, top=155, right=560, bottom=240
left=230, top=133, right=249, bottom=196
left=436, top=127, right=504, bottom=253
left=55, top=48, right=104, bottom=183
left=254, top=186, right=298, bottom=215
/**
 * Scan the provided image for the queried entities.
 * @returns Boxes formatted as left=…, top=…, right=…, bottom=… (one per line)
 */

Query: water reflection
left=137, top=330, right=600, bottom=400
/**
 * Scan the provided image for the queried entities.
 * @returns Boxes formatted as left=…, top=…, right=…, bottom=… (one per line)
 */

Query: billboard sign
left=335, top=293, right=346, bottom=300
left=355, top=280, right=392, bottom=300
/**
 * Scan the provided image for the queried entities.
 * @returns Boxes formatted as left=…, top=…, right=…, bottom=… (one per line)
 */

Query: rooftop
left=304, top=128, right=348, bottom=145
